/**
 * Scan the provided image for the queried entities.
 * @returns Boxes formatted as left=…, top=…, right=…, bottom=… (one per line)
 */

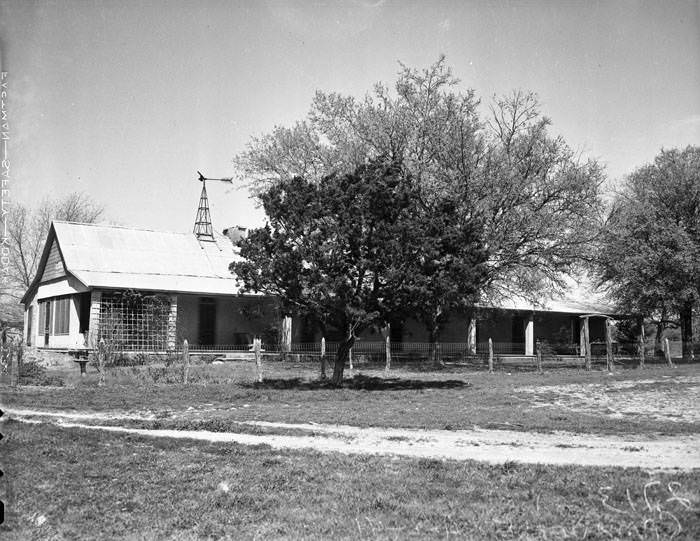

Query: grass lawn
left=2, top=420, right=699, bottom=540
left=3, top=363, right=699, bottom=436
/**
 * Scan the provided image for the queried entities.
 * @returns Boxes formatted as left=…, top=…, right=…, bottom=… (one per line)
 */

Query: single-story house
left=21, top=221, right=289, bottom=352
left=22, top=221, right=614, bottom=356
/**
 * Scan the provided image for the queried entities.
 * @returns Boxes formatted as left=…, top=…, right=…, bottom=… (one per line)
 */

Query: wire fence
left=169, top=339, right=698, bottom=367
left=9, top=337, right=698, bottom=386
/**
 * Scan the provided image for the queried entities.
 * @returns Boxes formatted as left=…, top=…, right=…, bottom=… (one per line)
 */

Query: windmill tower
left=193, top=171, right=232, bottom=241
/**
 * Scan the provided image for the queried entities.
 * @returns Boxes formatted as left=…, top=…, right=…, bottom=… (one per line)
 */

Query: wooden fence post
left=7, top=343, right=17, bottom=387
left=254, top=337, right=263, bottom=383
left=664, top=337, right=673, bottom=367
left=488, top=337, right=494, bottom=373
left=385, top=334, right=391, bottom=373
left=14, top=343, right=23, bottom=387
left=536, top=339, right=543, bottom=374
left=583, top=317, right=592, bottom=371
left=467, top=317, right=477, bottom=355
left=281, top=316, right=292, bottom=354
left=638, top=321, right=645, bottom=369
left=320, top=336, right=327, bottom=380
left=17, top=342, right=23, bottom=382
left=98, top=338, right=106, bottom=386
left=605, top=318, right=615, bottom=373
left=182, top=339, right=190, bottom=384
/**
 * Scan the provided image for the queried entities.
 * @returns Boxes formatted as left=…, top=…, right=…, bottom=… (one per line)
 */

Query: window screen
left=53, top=297, right=71, bottom=335
left=38, top=301, right=48, bottom=336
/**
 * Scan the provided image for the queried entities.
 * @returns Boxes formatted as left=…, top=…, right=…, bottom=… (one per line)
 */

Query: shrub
left=107, top=352, right=149, bottom=367
left=19, top=360, right=64, bottom=386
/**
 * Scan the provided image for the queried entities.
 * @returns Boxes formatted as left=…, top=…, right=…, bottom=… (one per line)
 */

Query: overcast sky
left=1, top=0, right=698, bottom=233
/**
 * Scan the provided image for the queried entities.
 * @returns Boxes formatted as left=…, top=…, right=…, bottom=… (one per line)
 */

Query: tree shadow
left=243, top=373, right=469, bottom=391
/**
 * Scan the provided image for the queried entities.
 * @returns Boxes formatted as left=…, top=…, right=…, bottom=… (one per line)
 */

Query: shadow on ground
left=243, top=373, right=469, bottom=391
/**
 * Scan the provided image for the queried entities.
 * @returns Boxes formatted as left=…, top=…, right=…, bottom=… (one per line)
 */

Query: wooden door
left=198, top=298, right=217, bottom=346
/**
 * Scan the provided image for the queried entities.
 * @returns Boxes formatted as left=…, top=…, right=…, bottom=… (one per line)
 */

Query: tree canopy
left=233, top=58, right=605, bottom=382
left=235, top=58, right=604, bottom=306
left=596, top=146, right=699, bottom=358
left=232, top=158, right=455, bottom=384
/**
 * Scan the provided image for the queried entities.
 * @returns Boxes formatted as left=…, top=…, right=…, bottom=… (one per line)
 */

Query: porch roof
left=480, top=280, right=617, bottom=315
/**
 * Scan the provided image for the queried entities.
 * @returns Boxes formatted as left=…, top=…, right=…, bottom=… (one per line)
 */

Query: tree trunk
left=428, top=323, right=442, bottom=365
left=680, top=301, right=694, bottom=361
left=331, top=334, right=355, bottom=386
left=428, top=307, right=443, bottom=365
left=654, top=320, right=664, bottom=359
left=384, top=329, right=391, bottom=374
left=638, top=318, right=645, bottom=369
left=664, top=337, right=673, bottom=367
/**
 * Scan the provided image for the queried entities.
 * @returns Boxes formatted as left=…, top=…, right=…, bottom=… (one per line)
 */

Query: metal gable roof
left=25, top=222, right=617, bottom=315
left=50, top=221, right=243, bottom=295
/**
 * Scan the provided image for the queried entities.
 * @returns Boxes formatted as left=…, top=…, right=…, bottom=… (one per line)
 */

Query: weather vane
left=197, top=171, right=233, bottom=183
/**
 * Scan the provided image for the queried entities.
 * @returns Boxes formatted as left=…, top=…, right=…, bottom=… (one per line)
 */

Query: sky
left=1, top=0, right=698, bottom=234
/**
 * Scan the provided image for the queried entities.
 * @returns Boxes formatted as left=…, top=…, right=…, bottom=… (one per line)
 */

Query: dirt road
left=5, top=408, right=699, bottom=470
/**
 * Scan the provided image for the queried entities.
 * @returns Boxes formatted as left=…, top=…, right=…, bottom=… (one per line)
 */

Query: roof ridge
left=70, top=269, right=234, bottom=279
left=53, top=220, right=195, bottom=237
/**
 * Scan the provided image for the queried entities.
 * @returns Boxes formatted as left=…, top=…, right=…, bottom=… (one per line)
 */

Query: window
left=53, top=297, right=71, bottom=335
left=26, top=306, right=33, bottom=346
left=38, top=301, right=48, bottom=336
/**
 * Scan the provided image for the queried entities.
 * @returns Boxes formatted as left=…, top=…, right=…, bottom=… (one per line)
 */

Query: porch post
left=524, top=314, right=534, bottom=356
left=467, top=317, right=477, bottom=355
left=88, top=290, right=102, bottom=348
left=281, top=315, right=292, bottom=353
left=166, top=294, right=178, bottom=351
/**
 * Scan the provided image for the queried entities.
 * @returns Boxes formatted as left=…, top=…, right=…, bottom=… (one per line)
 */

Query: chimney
left=222, top=226, right=248, bottom=245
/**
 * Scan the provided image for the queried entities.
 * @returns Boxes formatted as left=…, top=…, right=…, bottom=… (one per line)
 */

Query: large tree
left=232, top=158, right=443, bottom=384
left=236, top=59, right=604, bottom=301
left=233, top=59, right=604, bottom=369
left=597, top=146, right=700, bottom=359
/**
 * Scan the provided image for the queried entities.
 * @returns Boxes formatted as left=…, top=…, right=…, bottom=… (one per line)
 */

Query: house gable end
left=40, top=238, right=67, bottom=283
left=21, top=222, right=88, bottom=305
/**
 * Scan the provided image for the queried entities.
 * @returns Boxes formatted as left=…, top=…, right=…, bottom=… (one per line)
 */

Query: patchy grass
left=1, top=421, right=699, bottom=540
left=3, top=364, right=699, bottom=436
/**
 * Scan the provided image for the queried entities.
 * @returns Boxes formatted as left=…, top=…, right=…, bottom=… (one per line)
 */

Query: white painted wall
left=35, top=276, right=88, bottom=300
left=24, top=276, right=89, bottom=349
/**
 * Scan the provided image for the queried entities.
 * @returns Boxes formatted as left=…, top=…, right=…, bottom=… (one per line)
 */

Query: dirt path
left=520, top=375, right=700, bottom=424
left=5, top=408, right=700, bottom=470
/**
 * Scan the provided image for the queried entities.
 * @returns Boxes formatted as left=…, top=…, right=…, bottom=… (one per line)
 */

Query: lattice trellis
left=99, top=291, right=171, bottom=351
